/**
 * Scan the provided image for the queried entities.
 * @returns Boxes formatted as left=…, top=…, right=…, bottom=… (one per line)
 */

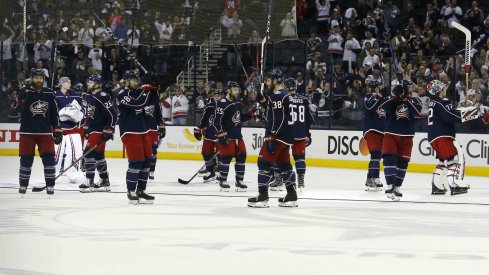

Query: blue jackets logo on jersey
left=30, top=100, right=49, bottom=117
left=232, top=111, right=241, bottom=126
left=144, top=105, right=155, bottom=117
left=87, top=104, right=96, bottom=119
left=395, top=104, right=409, bottom=120
left=376, top=107, right=386, bottom=118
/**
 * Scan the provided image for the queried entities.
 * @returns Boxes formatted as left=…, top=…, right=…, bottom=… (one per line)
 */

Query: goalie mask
left=427, top=80, right=446, bottom=96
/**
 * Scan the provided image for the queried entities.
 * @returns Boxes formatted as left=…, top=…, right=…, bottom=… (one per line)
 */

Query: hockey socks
left=96, top=158, right=109, bottom=179
left=367, top=151, right=381, bottom=179
left=41, top=154, right=56, bottom=187
left=150, top=147, right=157, bottom=173
left=383, top=154, right=398, bottom=187
left=218, top=156, right=232, bottom=182
left=138, top=159, right=150, bottom=191
left=293, top=154, right=306, bottom=177
left=126, top=162, right=142, bottom=191
left=396, top=157, right=409, bottom=186
left=235, top=154, right=246, bottom=182
left=257, top=159, right=272, bottom=189
left=19, top=156, right=34, bottom=187
left=85, top=157, right=96, bottom=180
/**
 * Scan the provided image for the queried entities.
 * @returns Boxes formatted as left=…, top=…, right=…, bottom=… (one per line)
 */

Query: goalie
left=426, top=80, right=479, bottom=196
left=54, top=77, right=85, bottom=183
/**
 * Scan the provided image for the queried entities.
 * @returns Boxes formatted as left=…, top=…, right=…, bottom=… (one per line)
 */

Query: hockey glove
left=265, top=134, right=277, bottom=154
left=53, top=128, right=63, bottom=145
left=217, top=131, right=228, bottom=146
left=83, top=125, right=90, bottom=139
left=306, top=132, right=312, bottom=147
left=102, top=126, right=114, bottom=141
left=193, top=128, right=202, bottom=141
left=158, top=124, right=166, bottom=139
left=482, top=111, right=489, bottom=124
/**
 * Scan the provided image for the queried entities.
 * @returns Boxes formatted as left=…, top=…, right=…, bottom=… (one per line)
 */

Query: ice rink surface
left=1, top=156, right=489, bottom=275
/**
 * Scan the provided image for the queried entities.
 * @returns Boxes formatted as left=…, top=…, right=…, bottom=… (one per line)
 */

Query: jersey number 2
left=427, top=108, right=433, bottom=126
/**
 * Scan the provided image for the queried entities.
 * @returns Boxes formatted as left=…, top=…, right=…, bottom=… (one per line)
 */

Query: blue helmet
left=266, top=68, right=283, bottom=83
left=123, top=71, right=139, bottom=81
left=87, top=74, right=103, bottom=85
left=206, top=81, right=217, bottom=90
left=226, top=81, right=240, bottom=91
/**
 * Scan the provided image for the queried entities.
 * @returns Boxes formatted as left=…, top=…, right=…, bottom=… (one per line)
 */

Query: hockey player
left=427, top=80, right=479, bottom=195
left=117, top=71, right=155, bottom=204
left=378, top=80, right=422, bottom=201
left=194, top=81, right=221, bottom=182
left=18, top=68, right=63, bottom=195
left=54, top=77, right=84, bottom=183
left=362, top=80, right=386, bottom=191
left=79, top=74, right=117, bottom=193
left=213, top=81, right=254, bottom=191
left=248, top=68, right=298, bottom=207
left=284, top=78, right=314, bottom=190
left=141, top=74, right=166, bottom=181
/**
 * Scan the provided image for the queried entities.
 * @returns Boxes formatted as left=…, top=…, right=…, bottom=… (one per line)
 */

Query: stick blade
left=178, top=178, right=190, bottom=185
left=32, top=186, right=46, bottom=192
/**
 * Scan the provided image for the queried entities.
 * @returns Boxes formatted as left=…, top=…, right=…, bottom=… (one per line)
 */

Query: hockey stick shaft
left=232, top=43, right=249, bottom=80
left=259, top=0, right=273, bottom=96
left=178, top=153, right=217, bottom=184
left=32, top=140, right=102, bottom=192
left=450, top=21, right=471, bottom=106
left=90, top=10, right=148, bottom=74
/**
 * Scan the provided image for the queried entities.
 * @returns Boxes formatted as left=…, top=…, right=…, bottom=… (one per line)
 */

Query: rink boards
left=0, top=124, right=487, bottom=176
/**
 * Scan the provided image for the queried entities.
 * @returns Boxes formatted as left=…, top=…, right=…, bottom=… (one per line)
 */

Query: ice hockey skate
left=298, top=174, right=305, bottom=190
left=136, top=189, right=155, bottom=204
left=235, top=180, right=247, bottom=192
left=278, top=191, right=298, bottom=207
left=127, top=191, right=139, bottom=205
left=385, top=186, right=402, bottom=201
left=450, top=185, right=469, bottom=196
left=149, top=171, right=155, bottom=180
left=269, top=174, right=283, bottom=191
left=219, top=181, right=230, bottom=192
left=365, top=178, right=383, bottom=191
left=247, top=192, right=269, bottom=208
left=203, top=171, right=217, bottom=183
left=79, top=179, right=94, bottom=193
left=431, top=181, right=447, bottom=195
left=19, top=186, right=27, bottom=197
left=46, top=186, right=54, bottom=196
left=93, top=178, right=111, bottom=192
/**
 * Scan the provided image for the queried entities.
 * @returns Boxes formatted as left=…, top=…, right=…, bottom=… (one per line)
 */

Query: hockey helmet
left=368, top=80, right=382, bottom=88
left=206, top=81, right=217, bottom=90
left=30, top=68, right=45, bottom=79
left=427, top=80, right=446, bottom=96
left=266, top=68, right=283, bottom=83
left=87, top=74, right=103, bottom=85
left=283, top=78, right=296, bottom=91
left=123, top=71, right=139, bottom=81
left=226, top=81, right=240, bottom=91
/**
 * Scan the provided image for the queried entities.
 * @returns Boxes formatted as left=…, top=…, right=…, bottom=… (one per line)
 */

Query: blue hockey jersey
left=198, top=98, right=217, bottom=140
left=213, top=98, right=251, bottom=139
left=362, top=93, right=386, bottom=136
left=55, top=89, right=83, bottom=131
left=18, top=86, right=60, bottom=135
left=427, top=97, right=462, bottom=142
left=144, top=90, right=164, bottom=131
left=117, top=88, right=152, bottom=137
left=290, top=94, right=314, bottom=140
left=85, top=91, right=117, bottom=133
left=265, top=89, right=294, bottom=145
left=378, top=96, right=422, bottom=136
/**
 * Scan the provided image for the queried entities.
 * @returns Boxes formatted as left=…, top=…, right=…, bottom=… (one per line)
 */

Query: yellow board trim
left=2, top=149, right=488, bottom=177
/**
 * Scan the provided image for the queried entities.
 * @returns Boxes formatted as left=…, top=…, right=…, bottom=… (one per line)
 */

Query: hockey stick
left=259, top=0, right=273, bottom=96
left=450, top=21, right=473, bottom=107
left=90, top=10, right=148, bottom=74
left=232, top=43, right=249, bottom=80
left=178, top=153, right=217, bottom=185
left=129, top=0, right=136, bottom=70
left=32, top=141, right=102, bottom=192
left=22, top=0, right=27, bottom=86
